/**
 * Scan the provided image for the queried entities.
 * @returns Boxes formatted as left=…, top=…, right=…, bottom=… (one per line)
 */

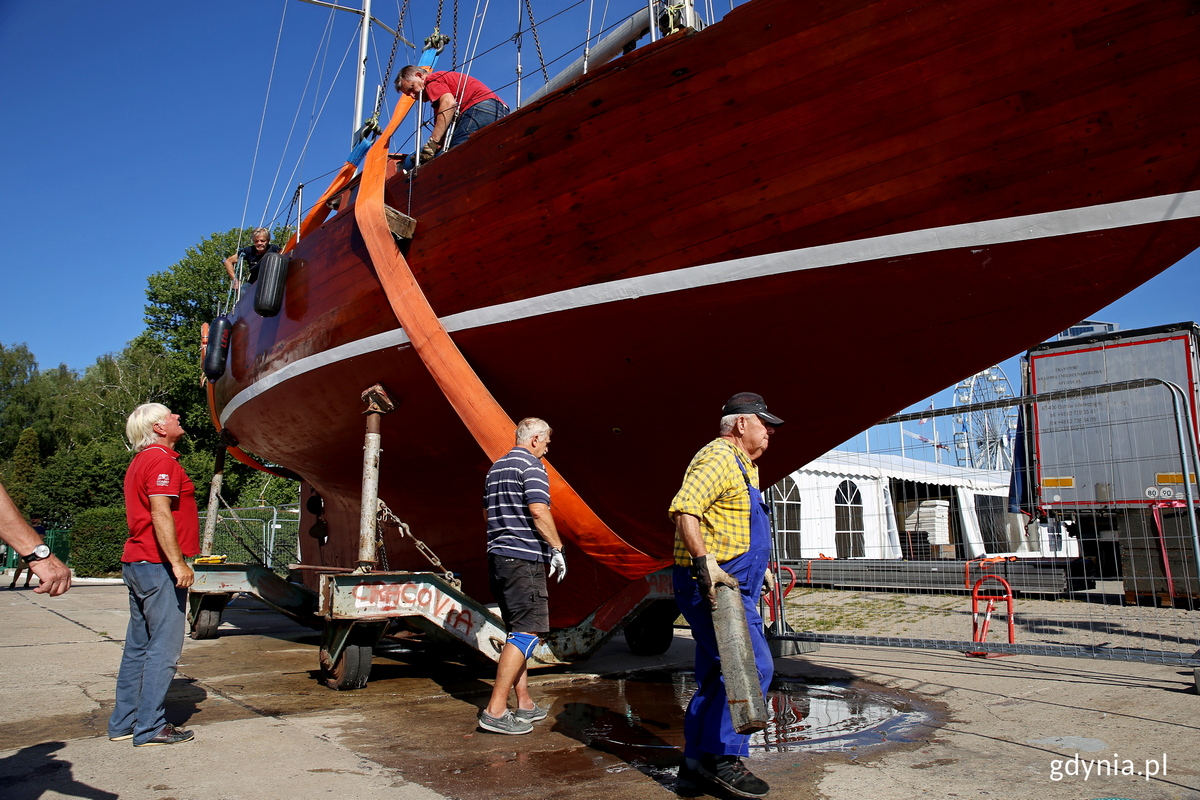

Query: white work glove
left=692, top=554, right=738, bottom=606
left=761, top=568, right=776, bottom=598
left=548, top=548, right=567, bottom=582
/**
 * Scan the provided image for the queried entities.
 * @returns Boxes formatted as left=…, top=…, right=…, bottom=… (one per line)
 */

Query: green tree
left=59, top=338, right=174, bottom=450
left=5, top=427, right=40, bottom=512
left=143, top=226, right=291, bottom=458
left=30, top=440, right=132, bottom=528
left=0, top=343, right=39, bottom=461
left=28, top=363, right=80, bottom=455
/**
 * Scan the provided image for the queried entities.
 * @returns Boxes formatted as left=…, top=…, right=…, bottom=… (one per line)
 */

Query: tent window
left=834, top=479, right=865, bottom=558
left=772, top=478, right=802, bottom=559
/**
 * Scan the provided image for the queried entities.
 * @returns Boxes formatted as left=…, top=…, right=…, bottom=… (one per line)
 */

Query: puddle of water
left=548, top=669, right=935, bottom=768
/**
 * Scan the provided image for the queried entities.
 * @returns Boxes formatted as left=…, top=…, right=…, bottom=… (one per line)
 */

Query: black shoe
left=697, top=755, right=769, bottom=798
left=134, top=724, right=194, bottom=746
left=676, top=762, right=707, bottom=796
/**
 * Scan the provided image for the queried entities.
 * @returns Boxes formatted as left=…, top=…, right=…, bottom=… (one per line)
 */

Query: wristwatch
left=22, top=544, right=51, bottom=564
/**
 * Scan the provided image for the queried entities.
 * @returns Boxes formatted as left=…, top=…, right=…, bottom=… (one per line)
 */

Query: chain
left=376, top=500, right=461, bottom=588
left=452, top=0, right=459, bottom=70
left=523, top=0, right=549, bottom=82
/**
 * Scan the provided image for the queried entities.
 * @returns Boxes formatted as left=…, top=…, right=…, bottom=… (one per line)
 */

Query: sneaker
left=697, top=755, right=770, bottom=798
left=108, top=731, right=134, bottom=741
left=134, top=724, right=195, bottom=747
left=477, top=708, right=533, bottom=735
left=513, top=702, right=549, bottom=722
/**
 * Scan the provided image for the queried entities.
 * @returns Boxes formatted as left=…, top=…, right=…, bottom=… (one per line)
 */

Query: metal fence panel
left=768, top=380, right=1200, bottom=668
left=198, top=505, right=300, bottom=575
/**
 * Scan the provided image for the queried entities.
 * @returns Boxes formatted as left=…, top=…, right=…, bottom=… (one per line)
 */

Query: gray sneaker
left=478, top=708, right=533, bottom=735
left=513, top=703, right=549, bottom=722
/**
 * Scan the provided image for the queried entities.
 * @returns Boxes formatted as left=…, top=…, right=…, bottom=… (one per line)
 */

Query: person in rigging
left=395, top=65, right=510, bottom=162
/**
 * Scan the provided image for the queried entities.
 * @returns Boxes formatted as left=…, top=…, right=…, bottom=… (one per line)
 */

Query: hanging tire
left=202, top=315, right=232, bottom=380
left=623, top=599, right=680, bottom=656
left=253, top=252, right=289, bottom=317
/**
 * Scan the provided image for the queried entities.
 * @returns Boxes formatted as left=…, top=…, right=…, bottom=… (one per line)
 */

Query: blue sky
left=0, top=0, right=1196, bottom=377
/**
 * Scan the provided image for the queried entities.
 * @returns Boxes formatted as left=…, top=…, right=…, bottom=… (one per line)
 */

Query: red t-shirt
left=122, top=445, right=200, bottom=563
left=421, top=71, right=501, bottom=114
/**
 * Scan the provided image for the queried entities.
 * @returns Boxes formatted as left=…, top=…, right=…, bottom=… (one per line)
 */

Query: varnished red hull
left=214, top=0, right=1200, bottom=626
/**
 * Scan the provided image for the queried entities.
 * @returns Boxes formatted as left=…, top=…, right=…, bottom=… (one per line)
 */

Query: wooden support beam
left=383, top=205, right=417, bottom=241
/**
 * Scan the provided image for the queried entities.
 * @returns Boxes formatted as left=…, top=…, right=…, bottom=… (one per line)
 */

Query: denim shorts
left=488, top=554, right=549, bottom=633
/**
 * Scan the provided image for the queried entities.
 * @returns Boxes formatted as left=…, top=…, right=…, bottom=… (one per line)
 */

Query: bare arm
left=429, top=93, right=458, bottom=147
left=149, top=495, right=194, bottom=589
left=0, top=484, right=71, bottom=596
left=223, top=254, right=241, bottom=289
left=528, top=503, right=562, bottom=550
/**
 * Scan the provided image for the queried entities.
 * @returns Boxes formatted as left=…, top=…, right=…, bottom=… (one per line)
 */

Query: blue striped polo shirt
left=485, top=446, right=552, bottom=562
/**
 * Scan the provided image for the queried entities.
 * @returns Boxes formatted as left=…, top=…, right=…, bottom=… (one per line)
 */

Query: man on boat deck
left=479, top=417, right=566, bottom=735
left=395, top=65, right=510, bottom=161
left=223, top=227, right=280, bottom=292
left=670, top=393, right=783, bottom=798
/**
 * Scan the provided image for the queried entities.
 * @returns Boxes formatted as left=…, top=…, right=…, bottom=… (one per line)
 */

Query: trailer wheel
left=322, top=642, right=372, bottom=690
left=189, top=593, right=231, bottom=640
left=623, top=599, right=679, bottom=656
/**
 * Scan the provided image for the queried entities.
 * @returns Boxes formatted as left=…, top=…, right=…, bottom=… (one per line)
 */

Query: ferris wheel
left=952, top=366, right=1018, bottom=471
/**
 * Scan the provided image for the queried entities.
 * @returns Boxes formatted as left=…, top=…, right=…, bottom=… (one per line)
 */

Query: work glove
left=420, top=140, right=440, bottom=162
left=691, top=554, right=738, bottom=607
left=761, top=568, right=776, bottom=598
left=548, top=548, right=567, bottom=582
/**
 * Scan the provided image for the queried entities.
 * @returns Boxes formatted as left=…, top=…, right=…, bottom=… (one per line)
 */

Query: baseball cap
left=721, top=392, right=785, bottom=426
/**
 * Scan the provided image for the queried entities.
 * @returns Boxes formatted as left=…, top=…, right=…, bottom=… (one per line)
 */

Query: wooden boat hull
left=213, top=0, right=1200, bottom=627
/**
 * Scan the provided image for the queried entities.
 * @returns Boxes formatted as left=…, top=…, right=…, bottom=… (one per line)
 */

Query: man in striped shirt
left=478, top=418, right=566, bottom=735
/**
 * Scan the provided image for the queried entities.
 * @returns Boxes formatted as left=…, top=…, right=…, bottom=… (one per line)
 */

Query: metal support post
left=357, top=384, right=395, bottom=571
left=201, top=446, right=226, bottom=556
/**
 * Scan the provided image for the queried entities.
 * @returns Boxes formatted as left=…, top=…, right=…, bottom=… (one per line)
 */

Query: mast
left=294, top=0, right=410, bottom=146
left=354, top=0, right=372, bottom=147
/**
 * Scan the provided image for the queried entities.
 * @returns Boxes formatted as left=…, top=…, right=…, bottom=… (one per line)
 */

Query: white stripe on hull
left=221, top=190, right=1200, bottom=424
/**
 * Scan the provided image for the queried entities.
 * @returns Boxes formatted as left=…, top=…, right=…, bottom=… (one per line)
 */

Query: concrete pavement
left=1, top=580, right=1197, bottom=800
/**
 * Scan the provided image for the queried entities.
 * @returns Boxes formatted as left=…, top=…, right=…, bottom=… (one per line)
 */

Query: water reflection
left=555, top=670, right=933, bottom=757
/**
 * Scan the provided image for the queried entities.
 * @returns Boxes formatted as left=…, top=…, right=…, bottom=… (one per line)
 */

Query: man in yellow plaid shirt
left=670, top=392, right=783, bottom=798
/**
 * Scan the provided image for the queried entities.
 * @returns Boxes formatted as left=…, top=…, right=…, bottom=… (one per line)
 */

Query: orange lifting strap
left=354, top=97, right=670, bottom=579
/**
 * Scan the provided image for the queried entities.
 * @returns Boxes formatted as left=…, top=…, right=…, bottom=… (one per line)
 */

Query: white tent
left=772, top=451, right=1075, bottom=560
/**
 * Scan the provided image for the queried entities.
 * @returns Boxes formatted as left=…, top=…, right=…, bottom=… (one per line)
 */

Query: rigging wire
left=261, top=6, right=342, bottom=228
left=267, top=30, right=358, bottom=226
left=225, top=0, right=290, bottom=313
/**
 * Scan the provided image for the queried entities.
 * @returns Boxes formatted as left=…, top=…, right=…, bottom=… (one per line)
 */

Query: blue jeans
left=108, top=561, right=187, bottom=744
left=448, top=98, right=509, bottom=149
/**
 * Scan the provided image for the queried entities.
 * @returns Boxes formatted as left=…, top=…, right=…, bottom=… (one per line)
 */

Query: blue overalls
left=672, top=455, right=774, bottom=759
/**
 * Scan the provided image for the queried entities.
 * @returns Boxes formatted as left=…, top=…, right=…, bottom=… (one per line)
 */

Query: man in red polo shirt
left=394, top=65, right=510, bottom=161
left=108, top=403, right=199, bottom=747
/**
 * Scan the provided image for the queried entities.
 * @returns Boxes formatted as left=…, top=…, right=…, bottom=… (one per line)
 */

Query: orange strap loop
left=353, top=98, right=668, bottom=579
